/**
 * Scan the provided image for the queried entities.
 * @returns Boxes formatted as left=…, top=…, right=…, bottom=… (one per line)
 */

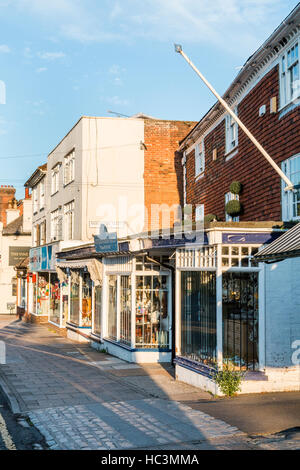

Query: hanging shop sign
left=9, top=247, right=30, bottom=266
left=94, top=224, right=118, bottom=253
left=222, top=232, right=284, bottom=245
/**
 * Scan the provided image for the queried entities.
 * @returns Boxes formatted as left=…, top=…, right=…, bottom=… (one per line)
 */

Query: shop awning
left=56, top=259, right=103, bottom=286
left=255, top=223, right=300, bottom=261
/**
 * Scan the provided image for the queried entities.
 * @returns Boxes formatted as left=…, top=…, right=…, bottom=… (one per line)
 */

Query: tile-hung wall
left=97, top=255, right=173, bottom=362
left=175, top=244, right=262, bottom=373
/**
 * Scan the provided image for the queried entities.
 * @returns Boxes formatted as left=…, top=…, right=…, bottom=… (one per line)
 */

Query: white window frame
left=225, top=192, right=240, bottom=222
left=195, top=204, right=204, bottom=222
left=64, top=150, right=75, bottom=186
left=40, top=179, right=45, bottom=210
left=51, top=209, right=62, bottom=241
left=32, top=187, right=38, bottom=214
left=280, top=39, right=300, bottom=109
left=51, top=165, right=60, bottom=195
left=281, top=154, right=300, bottom=221
left=225, top=107, right=238, bottom=154
left=195, top=139, right=205, bottom=178
left=64, top=200, right=75, bottom=241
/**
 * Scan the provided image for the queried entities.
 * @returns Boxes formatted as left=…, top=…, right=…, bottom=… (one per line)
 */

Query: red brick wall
left=0, top=186, right=16, bottom=226
left=144, top=119, right=196, bottom=231
left=185, top=65, right=300, bottom=221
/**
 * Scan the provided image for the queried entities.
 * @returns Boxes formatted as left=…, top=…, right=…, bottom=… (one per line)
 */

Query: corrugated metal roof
left=255, top=223, right=300, bottom=260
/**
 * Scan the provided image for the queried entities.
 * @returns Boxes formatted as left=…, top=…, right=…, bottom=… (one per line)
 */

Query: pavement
left=0, top=314, right=299, bottom=450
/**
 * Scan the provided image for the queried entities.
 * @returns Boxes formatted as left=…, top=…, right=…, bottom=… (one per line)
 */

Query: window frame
left=225, top=192, right=240, bottom=222
left=64, top=150, right=75, bottom=187
left=195, top=139, right=205, bottom=178
left=281, top=153, right=300, bottom=221
left=280, top=39, right=300, bottom=109
left=64, top=200, right=75, bottom=241
left=50, top=208, right=62, bottom=241
left=51, top=165, right=60, bottom=196
left=225, top=107, right=238, bottom=155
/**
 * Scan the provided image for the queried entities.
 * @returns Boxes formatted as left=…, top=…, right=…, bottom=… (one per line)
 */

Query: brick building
left=172, top=4, right=300, bottom=394
left=180, top=5, right=300, bottom=224
left=0, top=186, right=17, bottom=226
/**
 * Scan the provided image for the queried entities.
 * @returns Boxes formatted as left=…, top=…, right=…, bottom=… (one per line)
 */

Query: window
left=195, top=204, right=204, bottom=222
left=225, top=192, right=240, bottom=222
left=280, top=41, right=299, bottom=108
left=282, top=154, right=300, bottom=220
left=82, top=272, right=92, bottom=327
left=64, top=201, right=75, bottom=240
left=51, top=209, right=62, bottom=241
left=120, top=276, right=131, bottom=345
left=64, top=150, right=75, bottom=186
left=33, top=187, right=38, bottom=214
left=225, top=108, right=238, bottom=154
left=12, top=277, right=17, bottom=297
left=40, top=180, right=45, bottom=210
left=94, top=285, right=102, bottom=336
left=108, top=275, right=118, bottom=340
left=195, top=139, right=205, bottom=177
left=40, top=220, right=46, bottom=245
left=223, top=272, right=259, bottom=371
left=51, top=165, right=60, bottom=195
left=181, top=271, right=216, bottom=367
left=49, top=273, right=60, bottom=325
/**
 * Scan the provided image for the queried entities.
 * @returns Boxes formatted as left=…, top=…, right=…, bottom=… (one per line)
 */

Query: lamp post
left=175, top=44, right=294, bottom=192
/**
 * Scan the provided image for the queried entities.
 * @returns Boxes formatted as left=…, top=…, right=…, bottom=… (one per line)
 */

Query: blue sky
left=0, top=0, right=299, bottom=198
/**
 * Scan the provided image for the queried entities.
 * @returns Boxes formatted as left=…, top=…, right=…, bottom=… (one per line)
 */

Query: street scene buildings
left=1, top=1, right=300, bottom=453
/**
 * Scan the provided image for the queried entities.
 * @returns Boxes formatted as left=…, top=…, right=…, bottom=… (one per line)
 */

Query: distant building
left=0, top=189, right=32, bottom=314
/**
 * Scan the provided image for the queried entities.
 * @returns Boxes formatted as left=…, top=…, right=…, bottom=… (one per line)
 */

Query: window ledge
left=225, top=148, right=238, bottom=161
left=51, top=191, right=59, bottom=197
left=279, top=100, right=300, bottom=119
left=195, top=172, right=205, bottom=182
left=63, top=180, right=75, bottom=188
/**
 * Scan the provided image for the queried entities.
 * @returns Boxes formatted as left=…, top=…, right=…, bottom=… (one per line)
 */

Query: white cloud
left=0, top=44, right=11, bottom=53
left=38, top=51, right=66, bottom=61
left=36, top=67, right=47, bottom=73
left=11, top=0, right=293, bottom=54
left=106, top=95, right=130, bottom=107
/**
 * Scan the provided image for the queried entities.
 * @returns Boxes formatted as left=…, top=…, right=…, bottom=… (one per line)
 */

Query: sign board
left=94, top=224, right=118, bottom=253
left=7, top=303, right=15, bottom=311
left=9, top=247, right=30, bottom=266
left=29, top=243, right=59, bottom=272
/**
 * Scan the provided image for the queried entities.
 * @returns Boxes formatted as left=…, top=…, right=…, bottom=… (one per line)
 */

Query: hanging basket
left=225, top=200, right=243, bottom=216
left=230, top=181, right=243, bottom=195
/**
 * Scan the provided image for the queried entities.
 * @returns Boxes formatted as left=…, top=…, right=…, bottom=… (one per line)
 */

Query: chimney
left=6, top=198, right=20, bottom=225
left=22, top=196, right=32, bottom=233
left=25, top=187, right=31, bottom=199
left=0, top=186, right=16, bottom=226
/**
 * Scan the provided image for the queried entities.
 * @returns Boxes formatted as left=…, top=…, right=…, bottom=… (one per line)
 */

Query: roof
left=2, top=215, right=30, bottom=236
left=255, top=223, right=300, bottom=261
left=24, top=163, right=47, bottom=188
left=179, top=3, right=300, bottom=150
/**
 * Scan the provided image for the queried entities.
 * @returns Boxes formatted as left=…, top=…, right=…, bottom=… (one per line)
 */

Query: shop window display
left=70, top=271, right=80, bottom=325
left=61, top=279, right=69, bottom=327
left=120, top=276, right=131, bottom=345
left=82, top=272, right=92, bottom=327
left=136, top=275, right=169, bottom=349
left=50, top=273, right=60, bottom=325
left=94, top=285, right=102, bottom=336
left=108, top=275, right=117, bottom=340
left=37, top=273, right=49, bottom=316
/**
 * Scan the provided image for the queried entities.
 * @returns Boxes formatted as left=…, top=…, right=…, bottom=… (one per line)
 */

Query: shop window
left=61, top=278, right=69, bottom=327
left=181, top=271, right=216, bottom=367
left=70, top=272, right=80, bottom=325
left=281, top=154, right=300, bottom=221
left=221, top=246, right=259, bottom=268
left=50, top=273, right=60, bottom=325
left=37, top=274, right=49, bottom=316
left=223, top=272, right=259, bottom=371
left=108, top=275, right=117, bottom=340
left=120, top=276, right=131, bottom=345
left=136, top=275, right=169, bottom=349
left=82, top=272, right=92, bottom=327
left=94, top=285, right=102, bottom=336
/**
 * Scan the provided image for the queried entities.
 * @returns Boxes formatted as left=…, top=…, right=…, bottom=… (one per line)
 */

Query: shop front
left=174, top=224, right=284, bottom=395
left=93, top=254, right=173, bottom=363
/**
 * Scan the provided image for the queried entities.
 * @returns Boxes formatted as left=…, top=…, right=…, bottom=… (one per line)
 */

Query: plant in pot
left=230, top=181, right=243, bottom=195
left=225, top=199, right=243, bottom=217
